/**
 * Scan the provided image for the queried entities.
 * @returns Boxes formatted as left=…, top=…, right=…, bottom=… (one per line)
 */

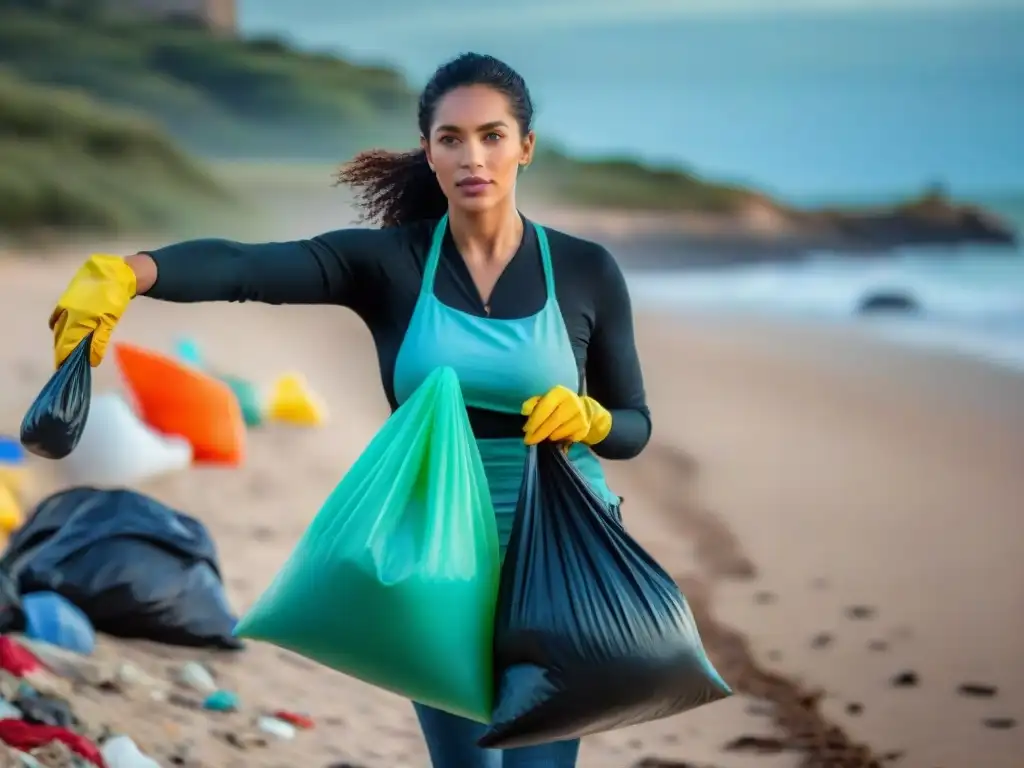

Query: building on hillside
left=107, top=0, right=237, bottom=35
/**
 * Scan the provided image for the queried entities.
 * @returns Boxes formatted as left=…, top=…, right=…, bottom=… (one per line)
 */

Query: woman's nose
left=460, top=139, right=486, bottom=168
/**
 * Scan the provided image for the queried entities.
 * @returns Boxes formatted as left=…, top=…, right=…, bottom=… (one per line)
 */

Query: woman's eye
left=485, top=132, right=502, bottom=142
left=439, top=135, right=457, bottom=145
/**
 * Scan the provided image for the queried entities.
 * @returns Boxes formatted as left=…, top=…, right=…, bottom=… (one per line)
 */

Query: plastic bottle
left=101, top=736, right=161, bottom=768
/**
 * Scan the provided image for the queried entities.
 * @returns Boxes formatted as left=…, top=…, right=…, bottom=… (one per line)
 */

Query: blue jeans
left=414, top=703, right=580, bottom=768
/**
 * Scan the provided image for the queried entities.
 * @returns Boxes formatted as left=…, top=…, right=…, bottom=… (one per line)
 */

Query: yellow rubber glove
left=521, top=385, right=613, bottom=446
left=49, top=254, right=136, bottom=368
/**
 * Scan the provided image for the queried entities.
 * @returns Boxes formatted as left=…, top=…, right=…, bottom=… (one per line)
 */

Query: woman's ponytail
left=335, top=148, right=448, bottom=228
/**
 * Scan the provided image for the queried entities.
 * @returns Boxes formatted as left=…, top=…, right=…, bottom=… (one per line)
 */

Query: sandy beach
left=1, top=243, right=1022, bottom=767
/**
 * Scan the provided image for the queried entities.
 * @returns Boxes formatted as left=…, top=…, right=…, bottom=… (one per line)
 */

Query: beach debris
left=956, top=682, right=997, bottom=698
left=214, top=727, right=269, bottom=751
left=113, top=342, right=246, bottom=466
left=809, top=632, right=833, bottom=649
left=173, top=337, right=205, bottom=369
left=632, top=759, right=705, bottom=767
left=0, top=698, right=21, bottom=719
left=889, top=671, right=919, bottom=688
left=867, top=639, right=889, bottom=652
left=219, top=375, right=264, bottom=427
left=271, top=710, right=314, bottom=730
left=0, top=638, right=41, bottom=677
left=846, top=702, right=864, bottom=715
left=21, top=593, right=96, bottom=657
left=982, top=717, right=1016, bottom=730
left=23, top=739, right=76, bottom=768
left=0, top=485, right=22, bottom=540
left=10, top=487, right=242, bottom=651
left=753, top=591, right=775, bottom=605
left=265, top=372, right=327, bottom=427
left=58, top=393, right=192, bottom=488
left=844, top=605, right=876, bottom=620
left=13, top=690, right=78, bottom=729
left=0, top=720, right=103, bottom=766
left=0, top=434, right=30, bottom=502
left=171, top=338, right=267, bottom=428
left=255, top=716, right=295, bottom=740
left=175, top=662, right=216, bottom=695
left=101, top=735, right=161, bottom=768
left=722, top=734, right=787, bottom=754
left=110, top=662, right=168, bottom=698
left=202, top=690, right=238, bottom=712
left=0, top=634, right=316, bottom=766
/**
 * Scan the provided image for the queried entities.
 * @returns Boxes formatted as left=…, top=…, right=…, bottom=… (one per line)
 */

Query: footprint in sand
left=251, top=525, right=275, bottom=542
left=845, top=605, right=876, bottom=620
left=957, top=682, right=997, bottom=698
left=868, top=639, right=889, bottom=652
left=810, top=632, right=833, bottom=649
left=753, top=590, right=776, bottom=605
left=846, top=702, right=864, bottom=715
left=723, top=735, right=787, bottom=754
left=890, top=670, right=919, bottom=688
left=982, top=717, right=1016, bottom=730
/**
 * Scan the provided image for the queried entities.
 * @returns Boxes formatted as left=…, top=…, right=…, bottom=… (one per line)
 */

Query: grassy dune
left=0, top=70, right=228, bottom=238
left=0, top=6, right=764, bottom=236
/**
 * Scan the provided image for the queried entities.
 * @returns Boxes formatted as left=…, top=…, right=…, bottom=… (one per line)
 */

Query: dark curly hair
left=335, top=53, right=534, bottom=228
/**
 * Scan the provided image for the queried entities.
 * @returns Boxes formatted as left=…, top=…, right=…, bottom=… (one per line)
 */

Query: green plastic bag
left=233, top=367, right=500, bottom=721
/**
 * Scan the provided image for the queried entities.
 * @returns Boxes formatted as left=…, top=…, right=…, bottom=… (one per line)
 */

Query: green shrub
left=0, top=71, right=228, bottom=235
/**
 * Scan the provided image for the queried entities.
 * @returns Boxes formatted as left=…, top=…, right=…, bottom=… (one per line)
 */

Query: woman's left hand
left=521, top=385, right=613, bottom=446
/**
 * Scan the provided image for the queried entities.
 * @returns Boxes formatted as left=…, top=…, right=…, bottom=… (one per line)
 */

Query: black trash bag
left=479, top=443, right=731, bottom=750
left=0, top=486, right=243, bottom=650
left=20, top=334, right=93, bottom=460
left=14, top=691, right=80, bottom=729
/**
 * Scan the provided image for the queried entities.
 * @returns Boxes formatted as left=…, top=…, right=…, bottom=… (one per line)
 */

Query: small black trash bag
left=479, top=443, right=731, bottom=750
left=20, top=334, right=93, bottom=460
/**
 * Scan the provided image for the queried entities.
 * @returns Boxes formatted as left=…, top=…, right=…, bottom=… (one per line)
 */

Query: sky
left=236, top=1, right=1024, bottom=196
left=240, top=0, right=1024, bottom=32
left=239, top=1, right=1024, bottom=42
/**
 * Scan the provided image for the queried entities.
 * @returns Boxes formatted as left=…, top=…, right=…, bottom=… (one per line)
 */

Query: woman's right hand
left=49, top=254, right=137, bottom=368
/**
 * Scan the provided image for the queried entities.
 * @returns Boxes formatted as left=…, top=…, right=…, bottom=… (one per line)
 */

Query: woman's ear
left=420, top=136, right=435, bottom=173
left=520, top=131, right=536, bottom=169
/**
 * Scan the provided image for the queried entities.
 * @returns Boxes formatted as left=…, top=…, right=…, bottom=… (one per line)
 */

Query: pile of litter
left=0, top=633, right=321, bottom=768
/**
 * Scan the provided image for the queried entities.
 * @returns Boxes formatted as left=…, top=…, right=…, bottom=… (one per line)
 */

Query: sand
left=1, top=243, right=1022, bottom=768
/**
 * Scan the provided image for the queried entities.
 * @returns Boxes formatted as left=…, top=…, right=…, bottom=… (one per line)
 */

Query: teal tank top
left=392, top=215, right=618, bottom=555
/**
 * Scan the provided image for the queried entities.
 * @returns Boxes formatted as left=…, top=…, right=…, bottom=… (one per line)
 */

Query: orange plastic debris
left=113, top=342, right=245, bottom=466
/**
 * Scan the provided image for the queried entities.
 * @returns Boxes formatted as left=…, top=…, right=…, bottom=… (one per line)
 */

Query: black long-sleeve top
left=146, top=217, right=651, bottom=459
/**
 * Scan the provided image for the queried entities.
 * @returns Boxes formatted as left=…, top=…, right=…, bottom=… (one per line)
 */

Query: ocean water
left=627, top=199, right=1024, bottom=372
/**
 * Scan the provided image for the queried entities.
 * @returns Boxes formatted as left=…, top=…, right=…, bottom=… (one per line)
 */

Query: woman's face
left=422, top=85, right=535, bottom=215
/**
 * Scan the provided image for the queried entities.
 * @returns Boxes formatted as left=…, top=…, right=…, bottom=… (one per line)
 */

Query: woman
left=49, top=52, right=651, bottom=768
